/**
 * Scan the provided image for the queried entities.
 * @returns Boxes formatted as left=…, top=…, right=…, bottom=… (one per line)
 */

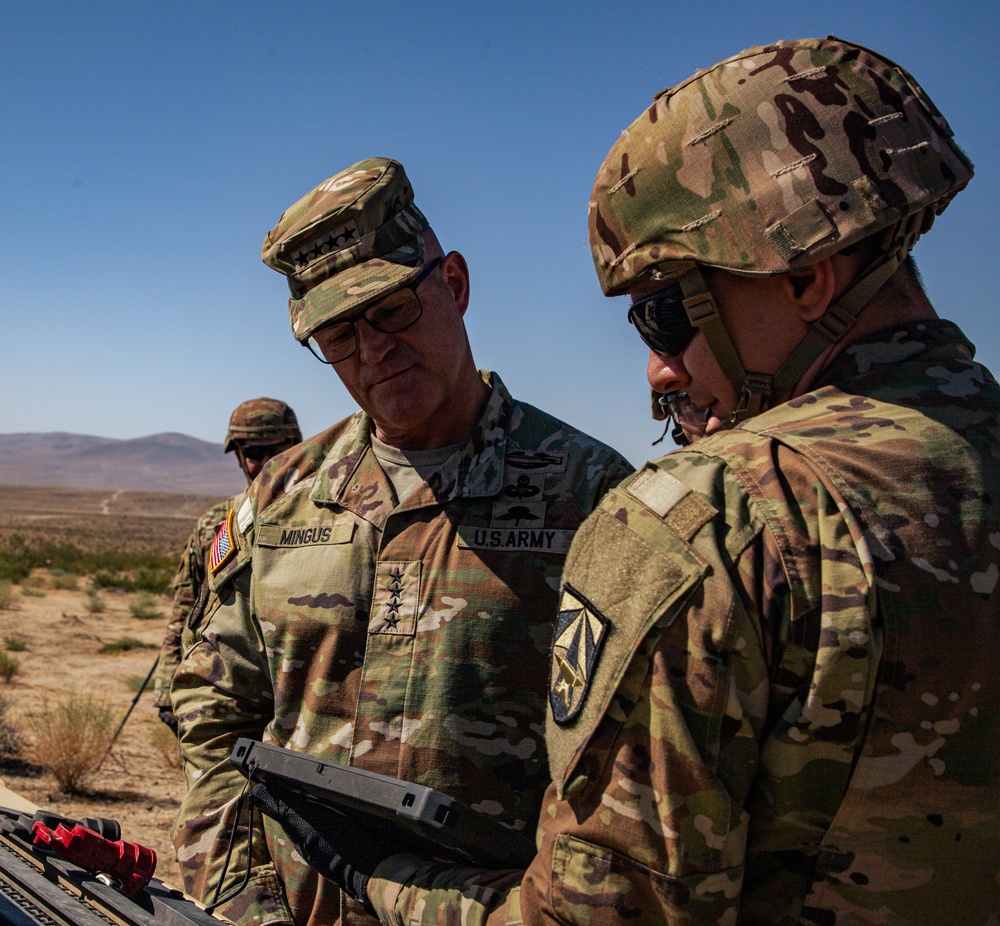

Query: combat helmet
left=223, top=398, right=302, bottom=452
left=589, top=35, right=974, bottom=423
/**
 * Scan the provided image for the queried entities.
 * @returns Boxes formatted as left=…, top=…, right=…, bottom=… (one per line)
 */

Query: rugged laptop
left=230, top=738, right=535, bottom=869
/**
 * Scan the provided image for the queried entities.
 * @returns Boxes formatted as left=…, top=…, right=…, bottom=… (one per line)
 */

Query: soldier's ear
left=784, top=258, right=836, bottom=322
left=440, top=251, right=470, bottom=316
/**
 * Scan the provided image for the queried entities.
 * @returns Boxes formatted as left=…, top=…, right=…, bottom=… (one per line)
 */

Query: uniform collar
left=815, top=319, right=973, bottom=389
left=310, top=370, right=513, bottom=518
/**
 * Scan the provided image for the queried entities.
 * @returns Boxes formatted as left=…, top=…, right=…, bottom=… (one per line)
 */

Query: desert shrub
left=0, top=693, right=22, bottom=760
left=124, top=675, right=154, bottom=692
left=4, top=636, right=26, bottom=653
left=20, top=586, right=44, bottom=598
left=22, top=693, right=114, bottom=793
left=130, top=568, right=173, bottom=594
left=128, top=593, right=162, bottom=621
left=99, top=637, right=156, bottom=654
left=50, top=571, right=79, bottom=590
left=150, top=721, right=182, bottom=769
left=0, top=535, right=33, bottom=584
left=0, top=535, right=173, bottom=593
left=0, top=581, right=16, bottom=611
left=91, top=566, right=173, bottom=595
left=0, top=652, right=20, bottom=684
left=83, top=588, right=105, bottom=614
left=90, top=571, right=119, bottom=589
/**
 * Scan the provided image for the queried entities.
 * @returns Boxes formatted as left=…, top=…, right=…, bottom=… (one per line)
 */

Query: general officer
left=152, top=398, right=302, bottom=729
left=170, top=158, right=633, bottom=925
left=340, top=38, right=998, bottom=926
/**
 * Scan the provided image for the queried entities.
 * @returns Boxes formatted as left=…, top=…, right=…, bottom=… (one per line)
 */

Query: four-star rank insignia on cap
left=549, top=586, right=609, bottom=725
left=209, top=510, right=237, bottom=574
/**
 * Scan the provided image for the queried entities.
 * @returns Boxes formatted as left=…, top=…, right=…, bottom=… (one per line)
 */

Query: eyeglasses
left=627, top=281, right=699, bottom=358
left=305, top=257, right=444, bottom=364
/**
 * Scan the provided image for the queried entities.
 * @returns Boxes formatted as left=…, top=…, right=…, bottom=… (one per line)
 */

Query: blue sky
left=2, top=1, right=997, bottom=470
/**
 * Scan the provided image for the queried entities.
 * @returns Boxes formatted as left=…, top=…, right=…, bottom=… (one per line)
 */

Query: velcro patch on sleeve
left=236, top=496, right=254, bottom=534
left=209, top=511, right=238, bottom=574
left=546, top=504, right=708, bottom=793
left=626, top=464, right=716, bottom=542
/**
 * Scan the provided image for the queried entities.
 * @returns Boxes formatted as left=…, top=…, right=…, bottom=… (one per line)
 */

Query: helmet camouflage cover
left=590, top=35, right=974, bottom=296
left=261, top=157, right=429, bottom=343
left=224, top=398, right=302, bottom=453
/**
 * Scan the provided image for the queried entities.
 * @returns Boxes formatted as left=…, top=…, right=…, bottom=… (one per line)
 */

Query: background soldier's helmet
left=223, top=398, right=302, bottom=453
left=261, top=157, right=430, bottom=343
left=590, top=35, right=974, bottom=295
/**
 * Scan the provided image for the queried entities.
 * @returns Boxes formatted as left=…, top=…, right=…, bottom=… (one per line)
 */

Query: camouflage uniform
left=154, top=398, right=301, bottom=717
left=171, top=370, right=632, bottom=926
left=152, top=495, right=236, bottom=711
left=366, top=39, right=999, bottom=925
left=369, top=321, right=1000, bottom=923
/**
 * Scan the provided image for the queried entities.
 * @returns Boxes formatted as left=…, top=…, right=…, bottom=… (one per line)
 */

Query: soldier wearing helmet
left=152, top=398, right=301, bottom=730
left=356, top=38, right=1000, bottom=925
left=170, top=158, right=632, bottom=924
left=223, top=397, right=304, bottom=483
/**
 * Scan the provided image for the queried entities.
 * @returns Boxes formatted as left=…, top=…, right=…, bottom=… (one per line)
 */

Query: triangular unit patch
left=549, top=586, right=609, bottom=726
left=209, top=510, right=237, bottom=574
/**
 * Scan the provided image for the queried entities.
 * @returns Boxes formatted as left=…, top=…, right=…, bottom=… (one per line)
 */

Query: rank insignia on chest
left=549, top=586, right=609, bottom=725
left=209, top=510, right=237, bottom=574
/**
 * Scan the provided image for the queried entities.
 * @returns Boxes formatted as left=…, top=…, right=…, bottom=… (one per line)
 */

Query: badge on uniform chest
left=369, top=561, right=421, bottom=635
left=456, top=464, right=575, bottom=554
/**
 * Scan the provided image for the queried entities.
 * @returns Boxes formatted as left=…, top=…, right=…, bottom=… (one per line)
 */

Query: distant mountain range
left=0, top=432, right=247, bottom=495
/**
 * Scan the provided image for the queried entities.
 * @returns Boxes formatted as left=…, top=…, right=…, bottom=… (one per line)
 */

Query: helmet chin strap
left=765, top=248, right=907, bottom=409
left=676, top=268, right=771, bottom=425
left=679, top=226, right=919, bottom=427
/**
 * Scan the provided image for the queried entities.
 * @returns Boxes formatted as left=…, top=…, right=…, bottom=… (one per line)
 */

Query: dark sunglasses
left=238, top=444, right=279, bottom=462
left=627, top=282, right=699, bottom=357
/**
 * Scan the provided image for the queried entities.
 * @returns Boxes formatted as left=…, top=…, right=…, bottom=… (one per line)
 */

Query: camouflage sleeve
left=171, top=563, right=292, bottom=925
left=153, top=524, right=203, bottom=710
left=369, top=856, right=524, bottom=926
left=589, top=449, right=634, bottom=508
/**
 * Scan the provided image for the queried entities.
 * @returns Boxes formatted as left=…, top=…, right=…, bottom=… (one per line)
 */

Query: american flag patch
left=209, top=510, right=237, bottom=574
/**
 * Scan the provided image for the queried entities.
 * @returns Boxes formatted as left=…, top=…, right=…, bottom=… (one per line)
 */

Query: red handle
left=32, top=821, right=156, bottom=898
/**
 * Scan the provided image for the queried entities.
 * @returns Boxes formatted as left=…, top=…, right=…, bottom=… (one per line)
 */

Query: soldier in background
left=152, top=398, right=302, bottom=730
left=170, top=158, right=633, bottom=925
left=330, top=38, right=996, bottom=925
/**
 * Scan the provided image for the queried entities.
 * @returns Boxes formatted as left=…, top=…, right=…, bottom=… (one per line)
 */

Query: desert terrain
left=0, top=432, right=246, bottom=496
left=0, top=482, right=228, bottom=552
left=0, top=483, right=230, bottom=890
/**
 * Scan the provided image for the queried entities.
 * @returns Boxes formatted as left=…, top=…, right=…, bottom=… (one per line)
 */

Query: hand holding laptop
left=252, top=780, right=382, bottom=913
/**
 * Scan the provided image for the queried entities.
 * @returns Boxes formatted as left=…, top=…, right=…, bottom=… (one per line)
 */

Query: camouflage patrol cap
left=590, top=36, right=974, bottom=295
left=223, top=398, right=302, bottom=453
left=261, top=157, right=430, bottom=342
